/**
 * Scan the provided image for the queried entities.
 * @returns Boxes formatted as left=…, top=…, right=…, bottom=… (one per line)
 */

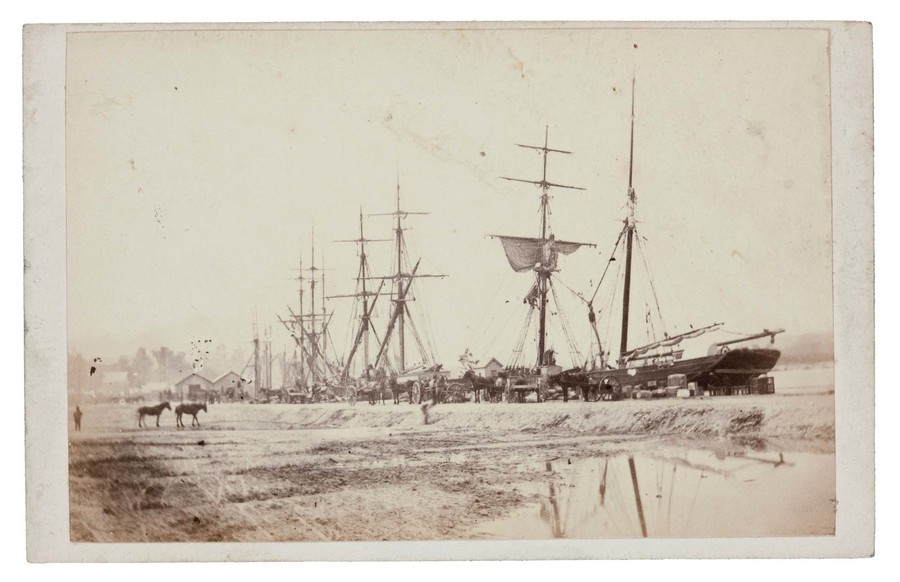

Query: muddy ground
left=68, top=393, right=834, bottom=542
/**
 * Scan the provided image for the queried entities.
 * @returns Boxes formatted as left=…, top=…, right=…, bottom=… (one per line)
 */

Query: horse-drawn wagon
left=339, top=363, right=599, bottom=405
left=396, top=366, right=508, bottom=404
left=500, top=365, right=598, bottom=403
left=342, top=365, right=453, bottom=406
left=343, top=378, right=391, bottom=406
left=392, top=365, right=450, bottom=404
left=442, top=370, right=507, bottom=403
left=340, top=366, right=432, bottom=406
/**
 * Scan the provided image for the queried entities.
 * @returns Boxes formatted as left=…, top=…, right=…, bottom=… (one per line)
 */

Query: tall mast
left=500, top=126, right=584, bottom=367
left=266, top=326, right=272, bottom=390
left=279, top=249, right=316, bottom=388
left=369, top=178, right=445, bottom=373
left=394, top=182, right=405, bottom=370
left=297, top=254, right=306, bottom=385
left=620, top=77, right=637, bottom=364
left=540, top=126, right=550, bottom=240
left=360, top=210, right=370, bottom=368
left=537, top=127, right=550, bottom=365
left=284, top=229, right=334, bottom=386
left=309, top=232, right=317, bottom=383
left=252, top=312, right=260, bottom=399
left=331, top=209, right=390, bottom=380
left=321, top=252, right=327, bottom=369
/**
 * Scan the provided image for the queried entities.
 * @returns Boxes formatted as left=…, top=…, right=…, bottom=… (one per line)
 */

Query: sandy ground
left=68, top=392, right=834, bottom=542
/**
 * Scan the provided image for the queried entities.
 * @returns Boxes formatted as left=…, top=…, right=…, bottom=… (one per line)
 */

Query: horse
left=175, top=402, right=207, bottom=428
left=391, top=379, right=414, bottom=405
left=485, top=377, right=507, bottom=403
left=459, top=370, right=506, bottom=403
left=137, top=402, right=171, bottom=428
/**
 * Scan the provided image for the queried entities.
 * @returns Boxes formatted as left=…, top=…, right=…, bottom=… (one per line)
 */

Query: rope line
left=509, top=305, right=535, bottom=369
left=465, top=270, right=513, bottom=350
left=549, top=278, right=583, bottom=367
left=635, top=230, right=667, bottom=335
left=475, top=296, right=526, bottom=363
left=589, top=229, right=626, bottom=305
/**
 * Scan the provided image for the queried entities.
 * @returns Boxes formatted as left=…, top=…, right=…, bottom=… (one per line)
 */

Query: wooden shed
left=213, top=371, right=246, bottom=399
left=174, top=373, right=214, bottom=402
left=473, top=358, right=504, bottom=379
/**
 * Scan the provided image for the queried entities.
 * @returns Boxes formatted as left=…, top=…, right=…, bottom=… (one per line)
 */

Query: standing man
left=73, top=406, right=83, bottom=432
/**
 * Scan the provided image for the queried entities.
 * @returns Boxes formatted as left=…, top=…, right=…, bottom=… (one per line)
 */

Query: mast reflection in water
left=477, top=446, right=835, bottom=539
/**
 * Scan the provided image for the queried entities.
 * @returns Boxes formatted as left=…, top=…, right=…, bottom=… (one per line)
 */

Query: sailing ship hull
left=572, top=347, right=781, bottom=396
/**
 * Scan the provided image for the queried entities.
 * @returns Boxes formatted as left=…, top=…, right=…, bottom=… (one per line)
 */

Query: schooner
left=579, top=79, right=784, bottom=399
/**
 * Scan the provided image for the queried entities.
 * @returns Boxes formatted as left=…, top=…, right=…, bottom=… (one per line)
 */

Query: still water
left=474, top=446, right=835, bottom=539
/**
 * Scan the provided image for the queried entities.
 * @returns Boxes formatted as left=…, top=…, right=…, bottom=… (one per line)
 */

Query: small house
left=174, top=373, right=214, bottom=402
left=473, top=358, right=504, bottom=379
left=213, top=371, right=246, bottom=399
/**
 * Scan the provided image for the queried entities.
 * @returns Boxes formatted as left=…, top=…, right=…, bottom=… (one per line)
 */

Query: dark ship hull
left=598, top=347, right=779, bottom=387
left=558, top=348, right=781, bottom=398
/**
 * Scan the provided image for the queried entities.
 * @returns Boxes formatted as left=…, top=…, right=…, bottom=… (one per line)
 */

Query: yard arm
left=373, top=259, right=421, bottom=370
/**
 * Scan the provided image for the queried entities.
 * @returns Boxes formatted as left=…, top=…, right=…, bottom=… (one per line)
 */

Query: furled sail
left=622, top=322, right=723, bottom=363
left=492, top=235, right=588, bottom=273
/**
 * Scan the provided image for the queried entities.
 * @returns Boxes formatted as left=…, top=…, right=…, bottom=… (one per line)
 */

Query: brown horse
left=137, top=402, right=171, bottom=428
left=391, top=379, right=415, bottom=404
left=459, top=370, right=505, bottom=403
left=484, top=376, right=507, bottom=403
left=175, top=402, right=207, bottom=428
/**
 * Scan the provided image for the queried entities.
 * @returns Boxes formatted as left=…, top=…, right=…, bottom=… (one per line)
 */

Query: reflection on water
left=475, top=445, right=835, bottom=539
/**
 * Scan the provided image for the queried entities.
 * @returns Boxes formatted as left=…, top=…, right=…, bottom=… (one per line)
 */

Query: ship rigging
left=489, top=126, right=595, bottom=370
left=278, top=230, right=342, bottom=390
left=577, top=78, right=785, bottom=397
left=365, top=179, right=447, bottom=375
left=328, top=209, right=389, bottom=381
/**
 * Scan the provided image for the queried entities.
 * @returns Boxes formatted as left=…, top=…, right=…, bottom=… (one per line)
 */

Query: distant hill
left=777, top=331, right=834, bottom=365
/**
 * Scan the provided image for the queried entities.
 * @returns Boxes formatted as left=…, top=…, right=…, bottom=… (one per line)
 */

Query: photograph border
left=23, top=20, right=873, bottom=562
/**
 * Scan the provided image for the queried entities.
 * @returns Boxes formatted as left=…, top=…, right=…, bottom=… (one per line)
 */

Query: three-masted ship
left=366, top=180, right=447, bottom=377
left=277, top=230, right=343, bottom=402
left=328, top=208, right=389, bottom=383
left=327, top=180, right=447, bottom=405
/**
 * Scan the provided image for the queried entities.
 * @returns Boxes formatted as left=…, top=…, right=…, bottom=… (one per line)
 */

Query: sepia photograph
left=23, top=21, right=874, bottom=561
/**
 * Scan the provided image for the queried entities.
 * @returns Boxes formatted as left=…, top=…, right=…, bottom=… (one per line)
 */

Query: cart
left=443, top=370, right=505, bottom=403
left=395, top=365, right=450, bottom=404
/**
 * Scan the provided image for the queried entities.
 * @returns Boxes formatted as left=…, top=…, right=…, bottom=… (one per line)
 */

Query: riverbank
left=68, top=393, right=834, bottom=542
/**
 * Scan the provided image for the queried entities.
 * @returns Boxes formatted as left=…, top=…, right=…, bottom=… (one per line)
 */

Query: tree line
left=67, top=344, right=247, bottom=397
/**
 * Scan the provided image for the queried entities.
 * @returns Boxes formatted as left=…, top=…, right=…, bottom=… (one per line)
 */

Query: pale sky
left=66, top=26, right=833, bottom=369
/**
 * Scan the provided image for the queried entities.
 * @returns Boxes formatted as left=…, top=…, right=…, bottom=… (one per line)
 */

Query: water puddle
left=474, top=445, right=835, bottom=538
